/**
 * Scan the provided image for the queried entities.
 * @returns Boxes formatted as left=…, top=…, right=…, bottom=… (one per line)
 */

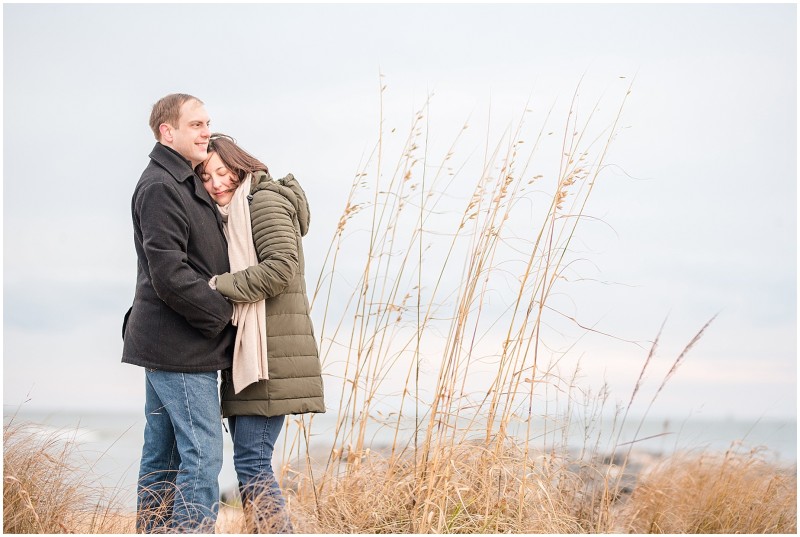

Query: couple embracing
left=122, top=93, right=324, bottom=533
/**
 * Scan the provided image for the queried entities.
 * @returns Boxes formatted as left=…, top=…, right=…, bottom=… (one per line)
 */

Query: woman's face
left=200, top=152, right=239, bottom=206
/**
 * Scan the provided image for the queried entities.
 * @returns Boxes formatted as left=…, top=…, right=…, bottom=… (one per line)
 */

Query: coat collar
left=149, top=142, right=194, bottom=182
left=149, top=142, right=218, bottom=208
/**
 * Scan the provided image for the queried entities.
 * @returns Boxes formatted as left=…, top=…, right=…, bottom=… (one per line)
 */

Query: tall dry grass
left=3, top=420, right=134, bottom=533
left=619, top=447, right=797, bottom=533
left=284, top=78, right=624, bottom=532
left=269, top=79, right=795, bottom=533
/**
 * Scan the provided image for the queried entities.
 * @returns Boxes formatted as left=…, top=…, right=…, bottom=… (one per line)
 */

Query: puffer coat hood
left=251, top=172, right=311, bottom=237
left=215, top=171, right=325, bottom=417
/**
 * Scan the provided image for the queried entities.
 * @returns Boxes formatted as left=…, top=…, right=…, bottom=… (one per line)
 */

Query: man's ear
left=159, top=123, right=173, bottom=143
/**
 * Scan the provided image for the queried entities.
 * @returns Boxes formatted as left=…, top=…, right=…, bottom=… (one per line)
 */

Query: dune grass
left=3, top=420, right=134, bottom=534
left=3, top=80, right=795, bottom=534
left=270, top=79, right=794, bottom=533
left=5, top=419, right=794, bottom=534
left=619, top=447, right=797, bottom=533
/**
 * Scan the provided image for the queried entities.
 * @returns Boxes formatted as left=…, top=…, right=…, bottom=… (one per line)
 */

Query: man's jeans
left=137, top=370, right=223, bottom=533
left=229, top=414, right=292, bottom=533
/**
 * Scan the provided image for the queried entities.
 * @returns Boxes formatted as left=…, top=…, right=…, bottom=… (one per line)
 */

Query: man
left=122, top=93, right=235, bottom=532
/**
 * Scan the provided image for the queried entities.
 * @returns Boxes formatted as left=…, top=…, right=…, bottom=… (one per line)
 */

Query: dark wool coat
left=216, top=172, right=325, bottom=417
left=122, top=143, right=235, bottom=372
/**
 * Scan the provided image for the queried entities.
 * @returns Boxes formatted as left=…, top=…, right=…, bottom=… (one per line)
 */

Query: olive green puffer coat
left=215, top=171, right=325, bottom=417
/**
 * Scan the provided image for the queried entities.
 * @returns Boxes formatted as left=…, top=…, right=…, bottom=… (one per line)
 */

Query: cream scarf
left=217, top=174, right=269, bottom=394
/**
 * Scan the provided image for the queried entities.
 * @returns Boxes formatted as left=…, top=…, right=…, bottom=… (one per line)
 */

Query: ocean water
left=4, top=408, right=795, bottom=511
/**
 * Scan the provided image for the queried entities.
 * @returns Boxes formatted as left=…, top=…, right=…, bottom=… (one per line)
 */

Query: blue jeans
left=229, top=414, right=292, bottom=533
left=136, top=370, right=223, bottom=533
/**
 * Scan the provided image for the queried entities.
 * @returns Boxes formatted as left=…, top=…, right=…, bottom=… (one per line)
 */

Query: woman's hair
left=199, top=133, right=269, bottom=181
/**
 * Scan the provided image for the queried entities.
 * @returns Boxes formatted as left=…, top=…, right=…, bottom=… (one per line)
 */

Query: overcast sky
left=3, top=3, right=796, bottom=421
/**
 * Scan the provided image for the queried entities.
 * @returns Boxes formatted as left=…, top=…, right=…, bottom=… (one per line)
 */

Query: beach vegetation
left=3, top=80, right=795, bottom=534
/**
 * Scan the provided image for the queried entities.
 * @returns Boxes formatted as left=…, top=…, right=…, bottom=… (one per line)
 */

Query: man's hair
left=149, top=93, right=203, bottom=141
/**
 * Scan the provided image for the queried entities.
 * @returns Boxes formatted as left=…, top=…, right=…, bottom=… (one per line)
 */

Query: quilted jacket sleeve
left=214, top=188, right=299, bottom=303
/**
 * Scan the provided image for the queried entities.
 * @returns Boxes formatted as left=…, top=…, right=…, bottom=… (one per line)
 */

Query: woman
left=197, top=134, right=325, bottom=533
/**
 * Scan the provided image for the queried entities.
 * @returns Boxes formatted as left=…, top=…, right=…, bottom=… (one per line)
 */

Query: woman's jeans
left=228, top=414, right=292, bottom=533
left=136, top=370, right=223, bottom=533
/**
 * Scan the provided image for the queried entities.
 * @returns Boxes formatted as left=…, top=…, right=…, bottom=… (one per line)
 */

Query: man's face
left=162, top=100, right=211, bottom=167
